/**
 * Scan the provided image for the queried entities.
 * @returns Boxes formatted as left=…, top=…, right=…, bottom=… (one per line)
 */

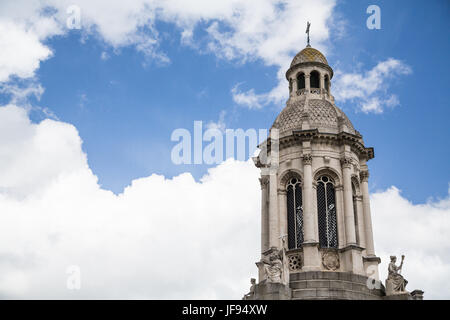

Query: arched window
left=297, top=73, right=305, bottom=90
left=286, top=177, right=303, bottom=249
left=317, top=175, right=338, bottom=248
left=324, top=75, right=330, bottom=93
left=310, top=71, right=320, bottom=89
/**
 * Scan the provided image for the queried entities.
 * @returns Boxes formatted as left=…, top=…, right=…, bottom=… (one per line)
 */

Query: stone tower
left=247, top=46, right=385, bottom=300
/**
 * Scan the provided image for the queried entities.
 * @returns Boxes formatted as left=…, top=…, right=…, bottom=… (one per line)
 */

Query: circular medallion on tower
left=322, top=251, right=340, bottom=271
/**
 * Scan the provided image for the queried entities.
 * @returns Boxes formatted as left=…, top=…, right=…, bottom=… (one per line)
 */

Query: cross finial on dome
left=306, top=21, right=311, bottom=47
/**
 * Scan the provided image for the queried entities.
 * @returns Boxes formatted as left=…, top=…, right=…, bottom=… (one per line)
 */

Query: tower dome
left=272, top=99, right=356, bottom=136
left=290, top=47, right=328, bottom=67
left=278, top=45, right=353, bottom=137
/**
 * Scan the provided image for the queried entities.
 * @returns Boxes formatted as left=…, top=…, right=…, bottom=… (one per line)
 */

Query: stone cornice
left=363, top=255, right=381, bottom=264
left=339, top=244, right=365, bottom=252
left=255, top=129, right=375, bottom=169
left=280, top=130, right=373, bottom=160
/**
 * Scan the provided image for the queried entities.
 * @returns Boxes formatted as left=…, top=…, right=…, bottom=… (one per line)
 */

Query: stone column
left=301, top=153, right=320, bottom=271
left=268, top=173, right=279, bottom=248
left=360, top=170, right=375, bottom=256
left=302, top=154, right=315, bottom=242
left=355, top=195, right=366, bottom=249
left=341, top=157, right=357, bottom=245
left=278, top=189, right=287, bottom=246
left=335, top=185, right=346, bottom=248
left=260, top=176, right=269, bottom=252
left=305, top=74, right=310, bottom=93
left=292, top=78, right=298, bottom=97
left=320, top=74, right=325, bottom=93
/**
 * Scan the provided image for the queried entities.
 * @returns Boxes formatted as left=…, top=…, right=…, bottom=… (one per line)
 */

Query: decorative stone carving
left=261, top=249, right=284, bottom=283
left=340, top=157, right=353, bottom=168
left=259, top=176, right=269, bottom=189
left=243, top=278, right=256, bottom=300
left=322, top=250, right=340, bottom=271
left=360, top=170, right=369, bottom=182
left=386, top=255, right=408, bottom=295
left=297, top=88, right=308, bottom=96
left=287, top=253, right=303, bottom=271
left=302, top=154, right=312, bottom=165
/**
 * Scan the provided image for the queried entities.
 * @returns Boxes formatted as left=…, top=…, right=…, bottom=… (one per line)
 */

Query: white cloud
left=206, top=110, right=227, bottom=133
left=100, top=52, right=109, bottom=61
left=0, top=0, right=338, bottom=105
left=333, top=58, right=412, bottom=113
left=0, top=80, right=44, bottom=105
left=0, top=105, right=260, bottom=299
left=231, top=84, right=264, bottom=110
left=0, top=21, right=53, bottom=82
left=372, top=186, right=450, bottom=299
left=0, top=105, right=449, bottom=299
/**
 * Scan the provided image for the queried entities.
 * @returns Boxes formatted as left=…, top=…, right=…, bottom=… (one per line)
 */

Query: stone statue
left=262, top=249, right=283, bottom=283
left=387, top=255, right=408, bottom=293
left=243, top=278, right=256, bottom=300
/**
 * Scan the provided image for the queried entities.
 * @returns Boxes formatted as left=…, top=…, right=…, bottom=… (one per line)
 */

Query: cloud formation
left=371, top=186, right=450, bottom=299
left=0, top=105, right=449, bottom=299
left=0, top=105, right=261, bottom=299
left=0, top=21, right=53, bottom=82
left=333, top=58, right=412, bottom=113
left=0, top=0, right=413, bottom=114
left=0, top=0, right=337, bottom=106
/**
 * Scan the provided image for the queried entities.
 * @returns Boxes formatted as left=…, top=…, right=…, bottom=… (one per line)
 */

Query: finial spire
left=306, top=21, right=311, bottom=47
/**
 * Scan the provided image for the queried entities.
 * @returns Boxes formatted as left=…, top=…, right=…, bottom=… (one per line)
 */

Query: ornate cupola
left=244, top=39, right=387, bottom=300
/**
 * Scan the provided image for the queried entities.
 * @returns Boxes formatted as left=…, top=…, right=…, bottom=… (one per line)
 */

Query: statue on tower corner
left=386, top=255, right=408, bottom=295
left=261, top=249, right=283, bottom=283
left=243, top=278, right=256, bottom=300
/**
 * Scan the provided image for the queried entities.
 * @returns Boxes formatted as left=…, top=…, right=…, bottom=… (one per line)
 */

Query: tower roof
left=271, top=99, right=356, bottom=136
left=290, top=47, right=328, bottom=67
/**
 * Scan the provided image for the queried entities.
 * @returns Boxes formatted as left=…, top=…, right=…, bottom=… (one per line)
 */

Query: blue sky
left=0, top=0, right=449, bottom=299
left=8, top=0, right=445, bottom=202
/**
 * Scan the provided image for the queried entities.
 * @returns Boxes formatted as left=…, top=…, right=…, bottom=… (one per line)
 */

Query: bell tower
left=245, top=44, right=385, bottom=300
